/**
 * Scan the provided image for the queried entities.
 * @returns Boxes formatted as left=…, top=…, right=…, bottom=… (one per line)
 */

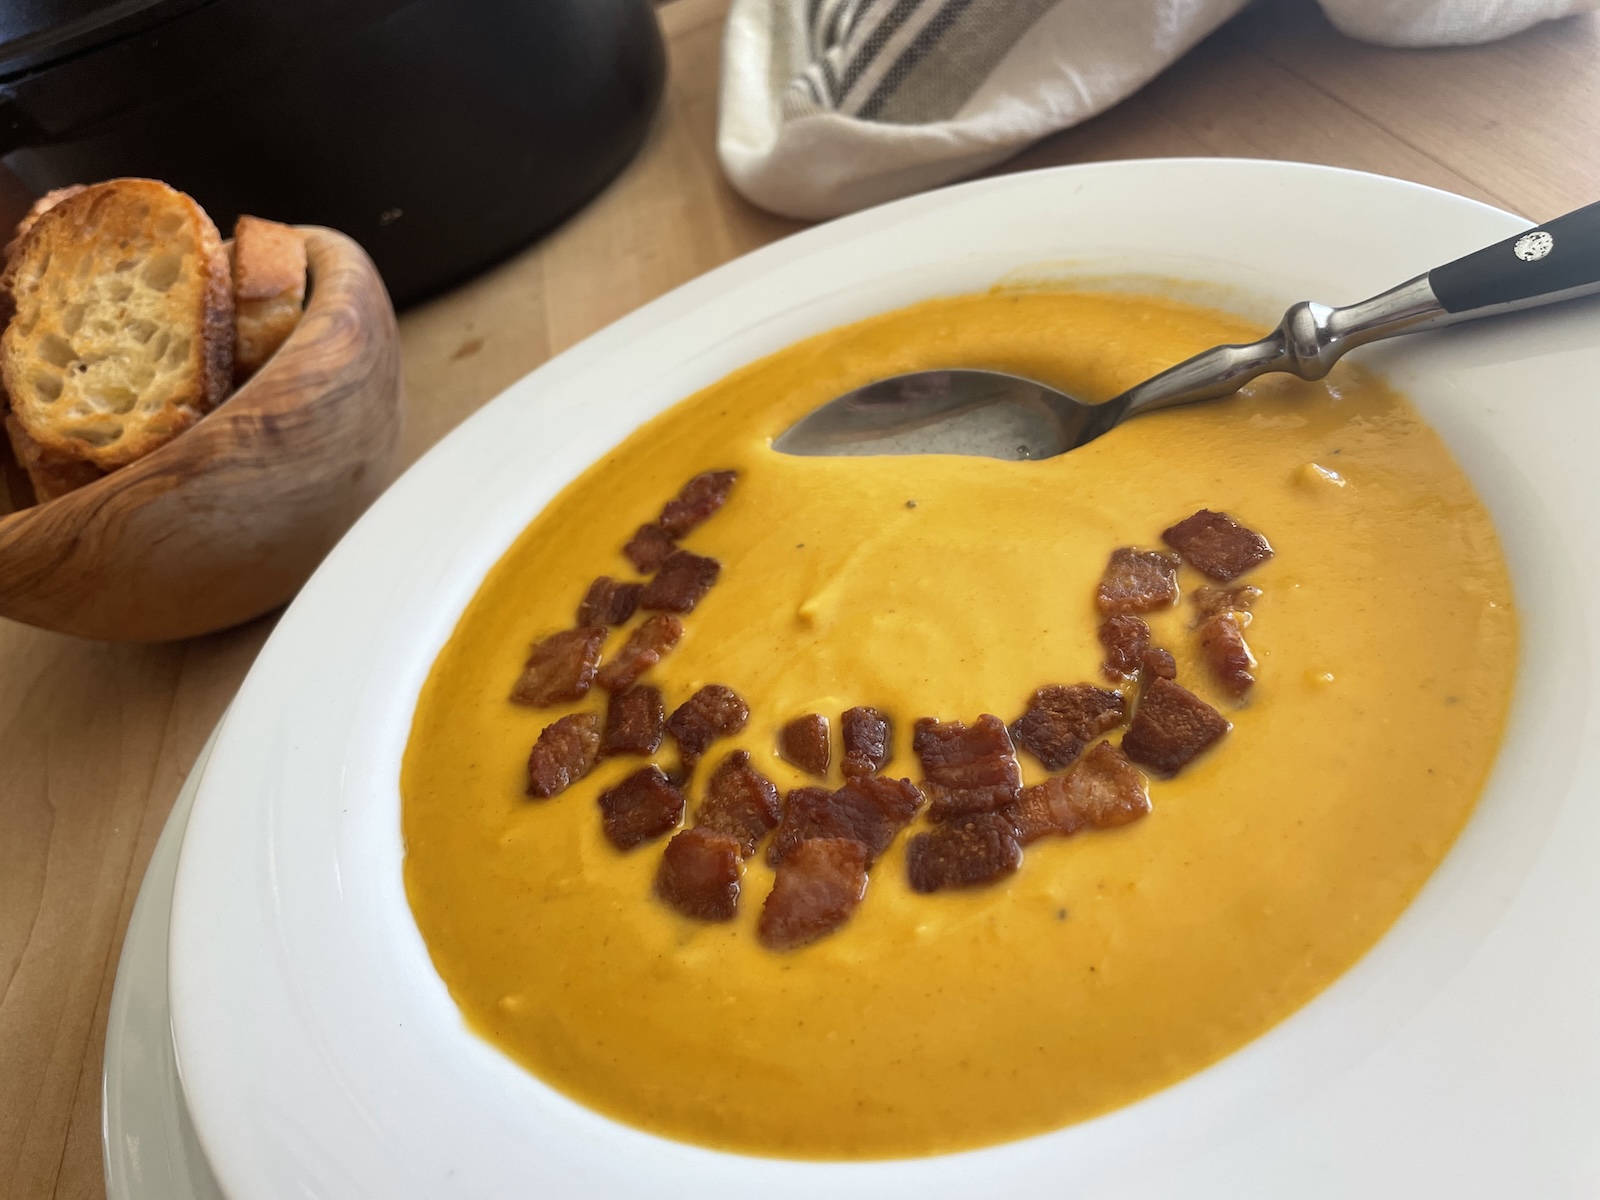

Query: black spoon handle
left=1429, top=199, right=1600, bottom=314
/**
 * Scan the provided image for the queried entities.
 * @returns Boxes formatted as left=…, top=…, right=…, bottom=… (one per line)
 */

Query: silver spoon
left=775, top=200, right=1600, bottom=460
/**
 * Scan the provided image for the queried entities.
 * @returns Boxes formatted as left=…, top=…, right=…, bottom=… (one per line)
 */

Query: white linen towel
left=718, top=0, right=1596, bottom=219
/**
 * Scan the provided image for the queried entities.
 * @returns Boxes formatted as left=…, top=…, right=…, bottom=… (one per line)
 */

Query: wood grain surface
left=4, top=0, right=1599, bottom=1194
left=0, top=229, right=403, bottom=642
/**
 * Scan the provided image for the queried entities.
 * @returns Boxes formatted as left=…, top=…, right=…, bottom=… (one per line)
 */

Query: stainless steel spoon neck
left=1111, top=274, right=1446, bottom=424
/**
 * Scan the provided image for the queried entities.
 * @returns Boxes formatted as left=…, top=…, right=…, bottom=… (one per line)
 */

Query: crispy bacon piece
left=655, top=827, right=743, bottom=921
left=596, top=614, right=683, bottom=692
left=913, top=714, right=1023, bottom=820
left=598, top=685, right=665, bottom=757
left=1006, top=741, right=1149, bottom=843
left=623, top=523, right=677, bottom=573
left=758, top=837, right=870, bottom=951
left=906, top=812, right=1022, bottom=893
left=1099, top=615, right=1150, bottom=680
left=598, top=765, right=686, bottom=850
left=510, top=626, right=605, bottom=707
left=695, top=749, right=782, bottom=857
left=1122, top=676, right=1230, bottom=776
left=658, top=469, right=738, bottom=538
left=1009, top=684, right=1126, bottom=771
left=525, top=712, right=601, bottom=798
left=1067, top=741, right=1152, bottom=829
left=577, top=576, right=643, bottom=627
left=778, top=714, right=831, bottom=777
left=1006, top=780, right=1068, bottom=844
left=1161, top=509, right=1273, bottom=582
left=1142, top=647, right=1177, bottom=680
left=766, top=776, right=923, bottom=866
left=1096, top=547, right=1180, bottom=615
left=666, top=684, right=749, bottom=768
left=1198, top=611, right=1256, bottom=698
left=1192, top=584, right=1262, bottom=620
left=840, top=706, right=892, bottom=777
left=640, top=549, right=721, bottom=613
left=767, top=786, right=834, bottom=864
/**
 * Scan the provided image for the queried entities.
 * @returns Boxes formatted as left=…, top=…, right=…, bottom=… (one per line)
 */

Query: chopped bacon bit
left=1099, top=615, right=1151, bottom=680
left=639, top=549, right=721, bottom=613
left=1192, top=584, right=1262, bottom=619
left=577, top=576, right=643, bottom=627
left=655, top=828, right=743, bottom=921
left=1006, top=741, right=1150, bottom=842
left=623, top=522, right=677, bottom=573
left=1122, top=676, right=1231, bottom=776
left=1096, top=547, right=1180, bottom=614
left=666, top=684, right=749, bottom=769
left=525, top=712, right=601, bottom=798
left=510, top=626, right=605, bottom=707
left=1142, top=646, right=1177, bottom=680
left=778, top=713, right=831, bottom=777
left=1005, top=781, right=1069, bottom=844
left=598, top=765, right=686, bottom=850
left=1009, top=684, right=1126, bottom=771
left=596, top=614, right=683, bottom=692
left=1067, top=741, right=1152, bottom=828
left=1198, top=611, right=1256, bottom=698
left=598, top=685, right=665, bottom=757
left=913, top=714, right=1023, bottom=821
left=695, top=750, right=782, bottom=857
left=658, top=469, right=738, bottom=538
left=840, top=706, right=892, bottom=777
left=1161, top=509, right=1273, bottom=581
left=906, top=812, right=1022, bottom=893
left=758, top=837, right=870, bottom=951
left=766, top=776, right=923, bottom=866
left=767, top=786, right=835, bottom=864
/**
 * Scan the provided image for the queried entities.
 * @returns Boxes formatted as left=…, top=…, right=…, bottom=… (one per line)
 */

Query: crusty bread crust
left=4, top=185, right=87, bottom=263
left=5, top=410, right=103, bottom=501
left=1, top=178, right=234, bottom=469
left=232, top=215, right=307, bottom=382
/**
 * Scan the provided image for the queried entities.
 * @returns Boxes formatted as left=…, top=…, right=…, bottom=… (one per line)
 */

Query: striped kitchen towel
left=718, top=0, right=1597, bottom=220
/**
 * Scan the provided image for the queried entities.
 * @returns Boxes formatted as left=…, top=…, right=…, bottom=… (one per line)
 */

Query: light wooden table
left=4, top=0, right=1598, bottom=1194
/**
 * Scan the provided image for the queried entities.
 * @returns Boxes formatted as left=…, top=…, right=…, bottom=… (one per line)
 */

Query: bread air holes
left=127, top=319, right=158, bottom=345
left=140, top=252, right=182, bottom=292
left=31, top=372, right=64, bottom=402
left=165, top=335, right=189, bottom=366
left=69, top=422, right=120, bottom=447
left=86, top=384, right=137, bottom=415
left=62, top=303, right=86, bottom=337
left=37, top=333, right=76, bottom=368
left=153, top=212, right=182, bottom=238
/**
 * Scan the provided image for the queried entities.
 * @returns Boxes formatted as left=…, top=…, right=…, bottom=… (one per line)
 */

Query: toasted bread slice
left=1, top=178, right=233, bottom=469
left=231, top=215, right=306, bottom=383
left=5, top=410, right=103, bottom=502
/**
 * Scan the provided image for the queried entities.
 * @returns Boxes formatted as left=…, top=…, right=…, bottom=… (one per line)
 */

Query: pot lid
left=0, top=0, right=213, bottom=79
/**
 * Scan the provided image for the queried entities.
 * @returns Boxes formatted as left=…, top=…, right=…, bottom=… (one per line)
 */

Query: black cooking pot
left=0, top=0, right=666, bottom=305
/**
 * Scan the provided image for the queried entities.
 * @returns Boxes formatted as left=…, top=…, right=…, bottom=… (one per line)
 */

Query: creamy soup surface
left=401, top=289, right=1516, bottom=1159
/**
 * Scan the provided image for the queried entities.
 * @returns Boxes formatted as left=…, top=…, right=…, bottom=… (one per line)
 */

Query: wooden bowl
left=0, top=227, right=404, bottom=642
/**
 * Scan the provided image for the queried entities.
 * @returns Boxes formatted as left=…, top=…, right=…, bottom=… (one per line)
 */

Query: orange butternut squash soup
left=401, top=289, right=1516, bottom=1159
